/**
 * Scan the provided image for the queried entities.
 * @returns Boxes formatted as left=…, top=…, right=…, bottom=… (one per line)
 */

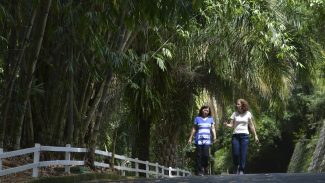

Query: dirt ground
left=0, top=155, right=111, bottom=183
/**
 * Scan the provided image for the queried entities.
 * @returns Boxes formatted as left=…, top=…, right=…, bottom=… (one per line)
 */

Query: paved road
left=84, top=173, right=325, bottom=183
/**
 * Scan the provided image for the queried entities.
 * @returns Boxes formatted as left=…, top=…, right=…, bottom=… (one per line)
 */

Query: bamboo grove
left=0, top=0, right=324, bottom=172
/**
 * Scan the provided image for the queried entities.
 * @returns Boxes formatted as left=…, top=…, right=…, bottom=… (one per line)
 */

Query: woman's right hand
left=223, top=121, right=230, bottom=127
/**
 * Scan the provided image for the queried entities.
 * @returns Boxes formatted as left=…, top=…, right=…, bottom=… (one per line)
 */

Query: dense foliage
left=0, top=0, right=324, bottom=173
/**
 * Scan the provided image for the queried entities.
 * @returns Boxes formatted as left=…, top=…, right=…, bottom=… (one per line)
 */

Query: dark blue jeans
left=232, top=133, right=249, bottom=173
left=195, top=145, right=210, bottom=174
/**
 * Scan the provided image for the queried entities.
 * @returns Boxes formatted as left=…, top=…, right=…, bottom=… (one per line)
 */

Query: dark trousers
left=195, top=145, right=210, bottom=174
left=232, top=133, right=249, bottom=173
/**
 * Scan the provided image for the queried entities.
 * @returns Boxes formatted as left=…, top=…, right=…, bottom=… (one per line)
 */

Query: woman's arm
left=188, top=126, right=196, bottom=144
left=211, top=123, right=217, bottom=143
left=249, top=119, right=259, bottom=143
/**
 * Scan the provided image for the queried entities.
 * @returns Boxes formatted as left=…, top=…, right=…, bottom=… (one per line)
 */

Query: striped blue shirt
left=194, top=116, right=214, bottom=145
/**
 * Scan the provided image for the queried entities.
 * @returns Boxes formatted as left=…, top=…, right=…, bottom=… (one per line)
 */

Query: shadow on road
left=83, top=173, right=325, bottom=183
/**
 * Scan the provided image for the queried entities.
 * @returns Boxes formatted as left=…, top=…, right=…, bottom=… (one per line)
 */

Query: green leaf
left=155, top=56, right=166, bottom=71
left=162, top=48, right=173, bottom=59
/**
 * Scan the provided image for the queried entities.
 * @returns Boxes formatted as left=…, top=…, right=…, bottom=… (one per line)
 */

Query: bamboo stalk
left=14, top=0, right=53, bottom=150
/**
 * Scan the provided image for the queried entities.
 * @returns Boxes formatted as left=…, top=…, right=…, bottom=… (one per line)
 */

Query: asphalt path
left=84, top=173, right=325, bottom=183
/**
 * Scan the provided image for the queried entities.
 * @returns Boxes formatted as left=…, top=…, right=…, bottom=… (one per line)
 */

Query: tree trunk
left=14, top=0, right=52, bottom=149
left=26, top=100, right=34, bottom=147
left=0, top=0, right=18, bottom=148
left=73, top=99, right=82, bottom=145
left=0, top=4, right=37, bottom=148
left=80, top=74, right=92, bottom=117
left=209, top=95, right=219, bottom=130
left=158, top=137, right=178, bottom=167
left=55, top=97, right=68, bottom=146
left=66, top=62, right=74, bottom=144
left=81, top=80, right=105, bottom=145
left=87, top=70, right=113, bottom=169
left=111, top=129, right=118, bottom=169
left=133, top=116, right=151, bottom=176
left=74, top=74, right=91, bottom=145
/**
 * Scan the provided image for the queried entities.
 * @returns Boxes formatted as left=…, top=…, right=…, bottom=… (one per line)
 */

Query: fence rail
left=0, top=144, right=191, bottom=178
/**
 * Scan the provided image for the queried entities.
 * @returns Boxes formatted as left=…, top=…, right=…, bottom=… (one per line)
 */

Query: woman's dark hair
left=198, top=105, right=212, bottom=117
left=237, top=99, right=249, bottom=112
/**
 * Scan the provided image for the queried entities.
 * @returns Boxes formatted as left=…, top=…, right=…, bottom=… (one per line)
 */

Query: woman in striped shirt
left=188, top=105, right=217, bottom=175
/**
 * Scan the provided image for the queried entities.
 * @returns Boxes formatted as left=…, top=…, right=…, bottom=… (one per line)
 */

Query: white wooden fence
left=0, top=144, right=191, bottom=178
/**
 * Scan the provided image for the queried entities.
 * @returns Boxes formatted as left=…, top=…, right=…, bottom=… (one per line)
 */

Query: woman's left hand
left=213, top=138, right=217, bottom=143
left=255, top=135, right=259, bottom=143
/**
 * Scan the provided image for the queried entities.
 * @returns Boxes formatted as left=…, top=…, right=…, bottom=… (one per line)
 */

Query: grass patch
left=28, top=172, right=124, bottom=183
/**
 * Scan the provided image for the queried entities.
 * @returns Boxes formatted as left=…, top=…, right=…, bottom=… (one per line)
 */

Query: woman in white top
left=224, top=99, right=259, bottom=175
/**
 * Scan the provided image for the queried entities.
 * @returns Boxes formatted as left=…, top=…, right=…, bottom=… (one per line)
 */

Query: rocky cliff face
left=287, top=139, right=312, bottom=173
left=308, top=120, right=325, bottom=173
left=288, top=120, right=325, bottom=173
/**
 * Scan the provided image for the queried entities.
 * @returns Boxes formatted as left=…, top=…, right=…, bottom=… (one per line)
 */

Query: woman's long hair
left=237, top=99, right=249, bottom=112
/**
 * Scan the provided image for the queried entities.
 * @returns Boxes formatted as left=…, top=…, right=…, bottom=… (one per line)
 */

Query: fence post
left=145, top=161, right=149, bottom=178
left=162, top=166, right=165, bottom=177
left=155, top=163, right=159, bottom=178
left=161, top=166, right=164, bottom=177
left=168, top=167, right=172, bottom=177
left=65, top=144, right=71, bottom=174
left=176, top=168, right=179, bottom=176
left=32, top=143, right=41, bottom=177
left=121, top=160, right=126, bottom=176
left=0, top=148, right=3, bottom=171
left=187, top=171, right=190, bottom=176
left=135, top=158, right=139, bottom=177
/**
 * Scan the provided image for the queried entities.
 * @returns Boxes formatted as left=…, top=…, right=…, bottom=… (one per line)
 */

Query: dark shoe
left=234, top=166, right=239, bottom=174
left=203, top=167, right=209, bottom=175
